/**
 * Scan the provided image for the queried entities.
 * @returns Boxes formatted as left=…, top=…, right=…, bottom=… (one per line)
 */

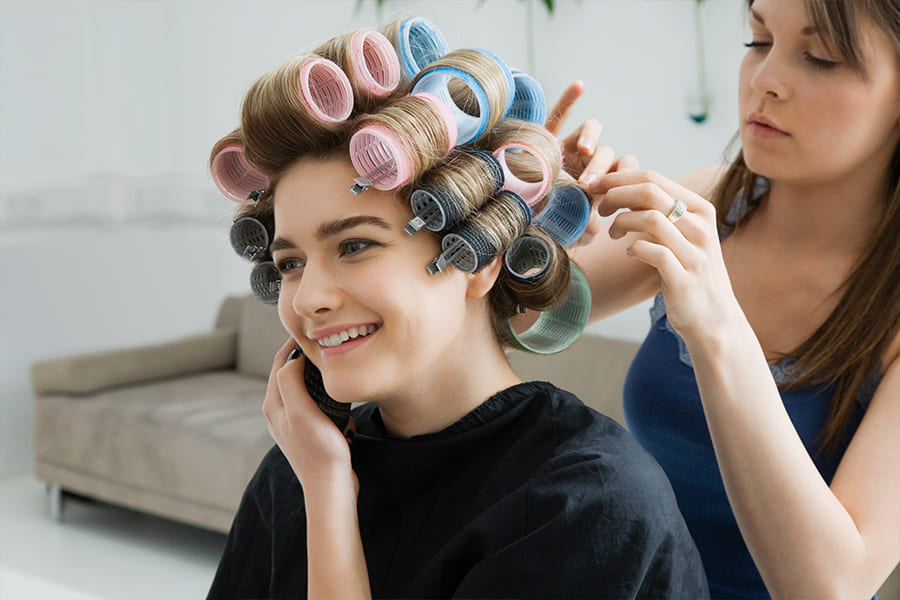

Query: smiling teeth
left=317, top=325, right=377, bottom=348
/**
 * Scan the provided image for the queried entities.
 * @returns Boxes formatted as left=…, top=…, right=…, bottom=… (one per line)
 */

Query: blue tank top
left=622, top=188, right=882, bottom=598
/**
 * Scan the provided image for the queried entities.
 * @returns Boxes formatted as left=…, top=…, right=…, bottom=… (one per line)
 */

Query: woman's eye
left=743, top=40, right=771, bottom=52
left=275, top=258, right=305, bottom=274
left=804, top=53, right=841, bottom=70
left=340, top=239, right=374, bottom=257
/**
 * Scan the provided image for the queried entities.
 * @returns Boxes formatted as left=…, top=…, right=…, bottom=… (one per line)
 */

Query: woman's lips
left=747, top=114, right=789, bottom=138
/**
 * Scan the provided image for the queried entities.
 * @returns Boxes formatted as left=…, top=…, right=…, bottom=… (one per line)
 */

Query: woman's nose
left=291, top=262, right=343, bottom=317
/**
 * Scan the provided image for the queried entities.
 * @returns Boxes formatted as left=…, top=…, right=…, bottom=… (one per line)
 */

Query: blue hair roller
left=404, top=186, right=468, bottom=236
left=395, top=17, right=449, bottom=81
left=412, top=66, right=490, bottom=145
left=471, top=47, right=515, bottom=117
left=506, top=261, right=592, bottom=354
left=533, top=185, right=592, bottom=247
left=507, top=71, right=547, bottom=125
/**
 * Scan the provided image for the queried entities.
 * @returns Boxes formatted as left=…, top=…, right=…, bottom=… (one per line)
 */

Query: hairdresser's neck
left=375, top=319, right=522, bottom=439
left=757, top=168, right=888, bottom=258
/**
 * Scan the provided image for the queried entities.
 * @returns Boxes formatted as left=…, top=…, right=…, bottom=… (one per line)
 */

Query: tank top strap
left=719, top=177, right=770, bottom=241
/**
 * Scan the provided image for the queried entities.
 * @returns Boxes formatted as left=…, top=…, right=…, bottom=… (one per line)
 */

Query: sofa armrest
left=31, top=328, right=238, bottom=396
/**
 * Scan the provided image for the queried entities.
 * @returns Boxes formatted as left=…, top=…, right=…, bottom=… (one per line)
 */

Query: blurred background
left=0, top=0, right=748, bottom=597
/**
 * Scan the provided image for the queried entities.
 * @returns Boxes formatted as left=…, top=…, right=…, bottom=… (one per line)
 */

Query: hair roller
left=504, top=235, right=551, bottom=281
left=250, top=261, right=282, bottom=305
left=230, top=214, right=274, bottom=261
left=348, top=93, right=454, bottom=194
left=404, top=147, right=503, bottom=236
left=411, top=48, right=514, bottom=145
left=480, top=120, right=562, bottom=206
left=381, top=17, right=449, bottom=82
left=210, top=140, right=271, bottom=204
left=313, top=29, right=402, bottom=111
left=240, top=54, right=353, bottom=173
left=427, top=190, right=532, bottom=275
left=533, top=185, right=592, bottom=247
left=507, top=71, right=547, bottom=125
left=505, top=261, right=591, bottom=354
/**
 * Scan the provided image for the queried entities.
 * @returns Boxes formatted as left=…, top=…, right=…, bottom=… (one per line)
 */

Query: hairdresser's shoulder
left=676, top=165, right=727, bottom=200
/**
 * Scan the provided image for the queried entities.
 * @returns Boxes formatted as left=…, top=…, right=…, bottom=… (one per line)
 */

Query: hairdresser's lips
left=747, top=113, right=790, bottom=139
left=310, top=323, right=381, bottom=358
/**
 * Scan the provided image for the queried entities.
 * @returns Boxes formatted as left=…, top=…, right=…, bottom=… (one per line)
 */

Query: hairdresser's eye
left=340, top=239, right=376, bottom=257
left=275, top=258, right=305, bottom=275
left=804, top=52, right=841, bottom=70
left=744, top=40, right=771, bottom=52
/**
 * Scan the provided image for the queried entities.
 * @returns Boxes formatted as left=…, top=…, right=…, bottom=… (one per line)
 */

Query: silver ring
left=667, top=198, right=687, bottom=223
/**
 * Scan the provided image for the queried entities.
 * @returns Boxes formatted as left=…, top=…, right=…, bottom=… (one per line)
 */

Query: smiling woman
left=203, top=16, right=708, bottom=600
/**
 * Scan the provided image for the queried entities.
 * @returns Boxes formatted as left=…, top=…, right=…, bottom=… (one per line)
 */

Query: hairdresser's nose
left=749, top=49, right=790, bottom=101
left=291, top=260, right=343, bottom=317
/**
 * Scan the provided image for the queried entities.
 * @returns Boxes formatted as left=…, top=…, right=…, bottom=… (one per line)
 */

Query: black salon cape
left=207, top=381, right=708, bottom=599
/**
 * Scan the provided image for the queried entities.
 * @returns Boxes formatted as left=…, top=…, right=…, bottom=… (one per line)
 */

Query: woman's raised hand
left=588, top=169, right=744, bottom=343
left=262, top=338, right=357, bottom=491
left=546, top=81, right=639, bottom=246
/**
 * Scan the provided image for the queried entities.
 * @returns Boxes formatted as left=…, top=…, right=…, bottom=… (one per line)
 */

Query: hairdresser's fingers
left=589, top=170, right=706, bottom=212
left=625, top=239, right=688, bottom=293
left=578, top=145, right=616, bottom=185
left=545, top=80, right=584, bottom=135
left=610, top=153, right=640, bottom=172
left=608, top=209, right=701, bottom=271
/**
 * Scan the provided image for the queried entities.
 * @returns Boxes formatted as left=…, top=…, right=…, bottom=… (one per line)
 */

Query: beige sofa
left=29, top=294, right=638, bottom=533
left=29, top=294, right=900, bottom=599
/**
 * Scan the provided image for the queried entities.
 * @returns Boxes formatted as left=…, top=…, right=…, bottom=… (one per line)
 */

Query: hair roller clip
left=299, top=57, right=355, bottom=123
left=506, top=261, right=592, bottom=354
left=349, top=30, right=401, bottom=98
left=348, top=124, right=415, bottom=194
left=395, top=17, right=448, bottom=81
left=533, top=185, right=592, bottom=248
left=504, top=235, right=551, bottom=281
left=507, top=71, right=547, bottom=125
left=249, top=261, right=282, bottom=305
left=230, top=215, right=274, bottom=261
left=493, top=143, right=552, bottom=206
left=411, top=66, right=490, bottom=145
left=211, top=144, right=270, bottom=204
left=404, top=185, right=468, bottom=236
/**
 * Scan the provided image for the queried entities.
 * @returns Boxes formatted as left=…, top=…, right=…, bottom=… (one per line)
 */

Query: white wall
left=0, top=0, right=748, bottom=476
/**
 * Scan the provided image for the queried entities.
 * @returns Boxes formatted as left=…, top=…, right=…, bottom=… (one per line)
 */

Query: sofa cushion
left=236, top=298, right=290, bottom=379
left=33, top=371, right=274, bottom=512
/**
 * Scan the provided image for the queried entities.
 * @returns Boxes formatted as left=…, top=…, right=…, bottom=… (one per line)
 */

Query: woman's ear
left=465, top=255, right=503, bottom=299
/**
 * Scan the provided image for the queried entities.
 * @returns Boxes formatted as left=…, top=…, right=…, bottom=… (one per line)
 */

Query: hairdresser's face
left=739, top=0, right=900, bottom=184
left=271, top=156, right=471, bottom=405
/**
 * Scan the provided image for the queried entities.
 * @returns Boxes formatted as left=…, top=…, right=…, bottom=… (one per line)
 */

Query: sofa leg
left=47, top=483, right=63, bottom=522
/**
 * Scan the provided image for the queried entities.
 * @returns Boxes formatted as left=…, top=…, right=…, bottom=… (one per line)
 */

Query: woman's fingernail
left=582, top=173, right=598, bottom=186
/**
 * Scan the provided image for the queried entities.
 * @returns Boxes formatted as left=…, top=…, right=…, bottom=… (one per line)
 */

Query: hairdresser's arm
left=263, top=340, right=371, bottom=600
left=592, top=169, right=900, bottom=599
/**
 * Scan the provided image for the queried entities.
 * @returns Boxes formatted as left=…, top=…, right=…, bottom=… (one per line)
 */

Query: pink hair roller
left=350, top=30, right=402, bottom=98
left=411, top=91, right=458, bottom=151
left=299, top=57, right=354, bottom=123
left=211, top=144, right=271, bottom=204
left=348, top=124, right=415, bottom=194
left=493, top=143, right=552, bottom=206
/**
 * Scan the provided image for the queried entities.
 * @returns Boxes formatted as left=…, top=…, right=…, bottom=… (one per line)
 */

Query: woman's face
left=738, top=0, right=900, bottom=184
left=271, top=156, right=472, bottom=405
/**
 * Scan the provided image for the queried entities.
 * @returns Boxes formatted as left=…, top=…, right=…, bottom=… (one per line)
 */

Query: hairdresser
left=205, top=17, right=708, bottom=600
left=548, top=0, right=900, bottom=598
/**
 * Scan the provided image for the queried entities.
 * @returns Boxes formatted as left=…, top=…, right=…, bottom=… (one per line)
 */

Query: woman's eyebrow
left=315, top=215, right=392, bottom=240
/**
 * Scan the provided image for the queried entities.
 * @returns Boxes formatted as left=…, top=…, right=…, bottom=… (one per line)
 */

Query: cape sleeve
left=452, top=454, right=710, bottom=599
left=205, top=445, right=280, bottom=600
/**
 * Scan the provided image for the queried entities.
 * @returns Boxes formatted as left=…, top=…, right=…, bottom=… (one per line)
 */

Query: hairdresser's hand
left=547, top=81, right=639, bottom=246
left=588, top=170, right=744, bottom=341
left=263, top=339, right=357, bottom=492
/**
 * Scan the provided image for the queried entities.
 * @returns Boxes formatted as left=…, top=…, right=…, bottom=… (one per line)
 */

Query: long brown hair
left=711, top=0, right=900, bottom=454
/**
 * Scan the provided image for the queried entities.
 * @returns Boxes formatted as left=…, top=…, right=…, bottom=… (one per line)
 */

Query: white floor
left=0, top=474, right=226, bottom=600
